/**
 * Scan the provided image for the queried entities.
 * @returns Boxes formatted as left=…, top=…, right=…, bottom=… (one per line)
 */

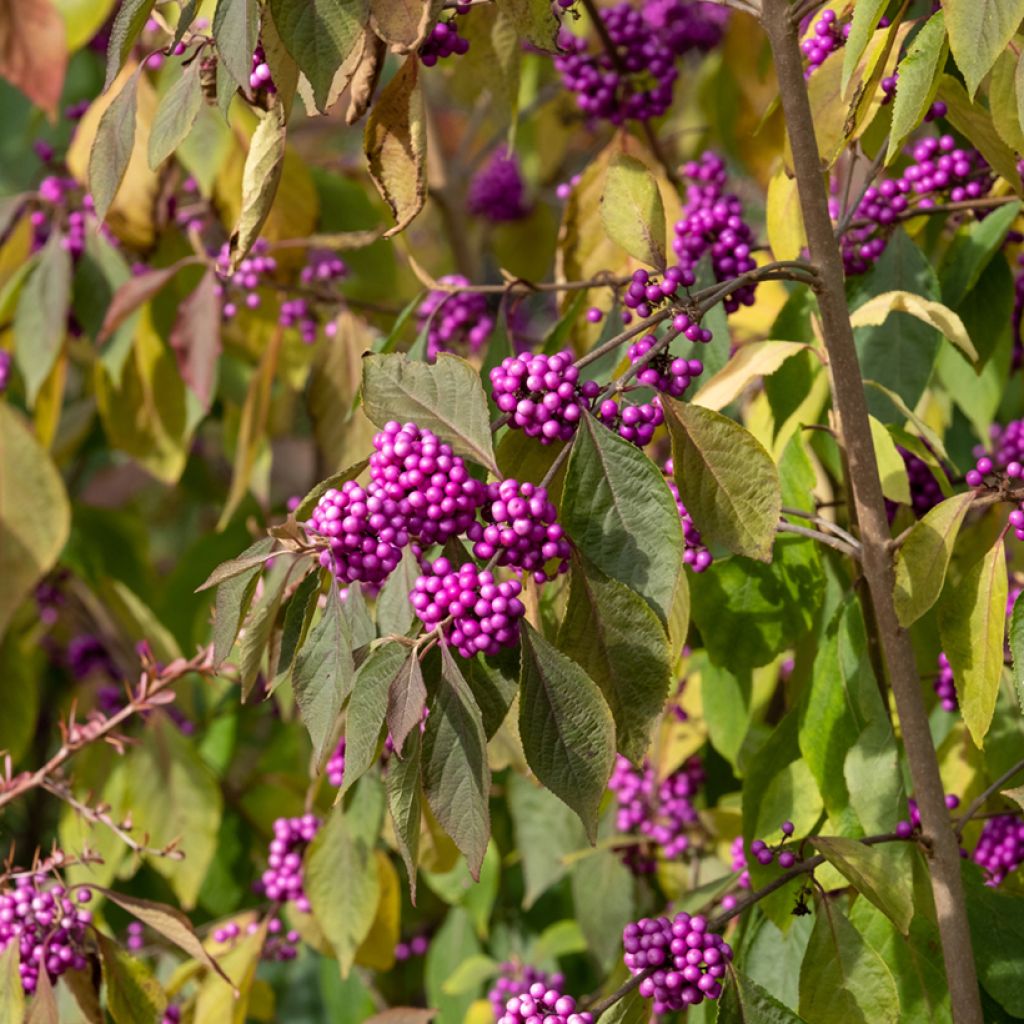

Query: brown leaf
left=0, top=0, right=66, bottom=117
left=170, top=269, right=222, bottom=409
left=98, top=257, right=203, bottom=344
left=346, top=32, right=388, bottom=125
left=363, top=56, right=426, bottom=237
left=369, top=0, right=442, bottom=53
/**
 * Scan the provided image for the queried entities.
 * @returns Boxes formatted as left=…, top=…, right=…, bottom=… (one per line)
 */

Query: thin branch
left=955, top=757, right=1024, bottom=837
left=842, top=194, right=1019, bottom=233
left=588, top=966, right=655, bottom=1018
left=835, top=141, right=889, bottom=236
left=777, top=521, right=860, bottom=558
left=781, top=505, right=860, bottom=548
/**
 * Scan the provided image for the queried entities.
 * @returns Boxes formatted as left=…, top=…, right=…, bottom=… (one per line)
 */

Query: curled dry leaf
left=346, top=33, right=388, bottom=125
left=368, top=0, right=443, bottom=54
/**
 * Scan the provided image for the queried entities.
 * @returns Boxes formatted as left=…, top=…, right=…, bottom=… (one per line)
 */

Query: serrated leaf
left=96, top=932, right=167, bottom=1024
left=944, top=0, right=1024, bottom=99
left=561, top=411, right=684, bottom=624
left=557, top=554, right=671, bottom=765
left=693, top=341, right=808, bottom=411
left=361, top=352, right=497, bottom=473
left=294, top=585, right=355, bottom=765
left=90, top=68, right=142, bottom=222
left=0, top=403, right=71, bottom=638
left=422, top=644, right=491, bottom=880
left=229, top=104, right=287, bottom=268
left=13, top=230, right=71, bottom=407
left=504, top=0, right=559, bottom=51
left=811, top=837, right=914, bottom=935
left=518, top=622, right=615, bottom=843
left=364, top=55, right=425, bottom=237
left=149, top=56, right=204, bottom=168
left=0, top=942, right=24, bottom=1024
left=105, top=0, right=155, bottom=88
left=387, top=652, right=427, bottom=757
left=305, top=802, right=381, bottom=977
left=342, top=643, right=409, bottom=793
left=893, top=491, right=974, bottom=627
left=718, top=969, right=810, bottom=1023
left=387, top=725, right=422, bottom=901
left=94, top=888, right=234, bottom=988
left=850, top=291, right=978, bottom=365
left=664, top=398, right=782, bottom=562
left=237, top=558, right=290, bottom=698
left=938, top=537, right=1009, bottom=747
left=208, top=539, right=274, bottom=665
left=600, top=154, right=666, bottom=269
left=840, top=0, right=888, bottom=96
left=886, top=12, right=947, bottom=162
left=213, top=0, right=260, bottom=91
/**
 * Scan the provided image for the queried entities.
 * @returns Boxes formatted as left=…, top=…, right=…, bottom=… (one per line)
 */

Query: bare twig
left=955, top=757, right=1024, bottom=837
left=777, top=521, right=860, bottom=558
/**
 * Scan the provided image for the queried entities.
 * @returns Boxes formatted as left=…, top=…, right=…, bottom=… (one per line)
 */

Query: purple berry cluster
left=965, top=438, right=1024, bottom=541
left=608, top=754, right=705, bottom=874
left=491, top=350, right=600, bottom=444
left=629, top=334, right=704, bottom=398
left=673, top=154, right=758, bottom=312
left=596, top=395, right=664, bottom=447
left=213, top=916, right=302, bottom=961
left=249, top=44, right=276, bottom=95
left=327, top=737, right=345, bottom=787
left=466, top=479, right=571, bottom=582
left=257, top=815, right=320, bottom=913
left=641, top=0, right=729, bottom=56
left=419, top=9, right=471, bottom=66
left=896, top=793, right=960, bottom=838
left=0, top=877, right=92, bottom=994
left=934, top=652, right=957, bottom=712
left=902, top=447, right=947, bottom=517
left=972, top=814, right=1024, bottom=886
left=0, top=349, right=10, bottom=393
left=665, top=459, right=712, bottom=572
left=369, top=420, right=486, bottom=546
left=496, top=981, right=593, bottom=1024
left=416, top=276, right=495, bottom=359
left=394, top=933, right=430, bottom=961
left=468, top=148, right=529, bottom=223
left=748, top=821, right=798, bottom=870
left=216, top=238, right=277, bottom=319
left=67, top=634, right=117, bottom=680
left=554, top=5, right=678, bottom=124
left=623, top=912, right=732, bottom=1011
left=409, top=558, right=525, bottom=658
left=30, top=175, right=100, bottom=260
left=801, top=9, right=849, bottom=75
left=306, top=480, right=407, bottom=585
left=489, top=964, right=566, bottom=1020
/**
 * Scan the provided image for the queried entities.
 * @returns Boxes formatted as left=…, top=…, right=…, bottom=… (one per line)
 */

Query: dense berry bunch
left=496, top=980, right=593, bottom=1024
left=641, top=0, right=729, bottom=56
left=608, top=755, right=705, bottom=873
left=491, top=350, right=600, bottom=443
left=801, top=10, right=849, bottom=75
left=0, top=876, right=92, bottom=993
left=985, top=419, right=1024, bottom=471
left=664, top=459, right=712, bottom=571
left=901, top=448, right=947, bottom=517
left=934, top=652, right=957, bottom=712
left=216, top=238, right=276, bottom=318
left=623, top=913, right=732, bottom=1011
left=673, top=154, right=758, bottom=311
left=409, top=558, right=526, bottom=658
left=596, top=395, right=664, bottom=446
left=30, top=176, right=101, bottom=260
left=249, top=44, right=276, bottom=95
left=466, top=479, right=571, bottom=581
left=622, top=266, right=697, bottom=319
left=327, top=738, right=345, bottom=787
left=419, top=11, right=471, bottom=66
left=213, top=917, right=302, bottom=961
left=1014, top=257, right=1024, bottom=371
left=468, top=148, right=529, bottom=222
left=306, top=481, right=407, bottom=585
left=488, top=964, right=566, bottom=1019
left=257, top=815, right=319, bottom=913
left=369, top=421, right=486, bottom=546
left=972, top=814, right=1024, bottom=886
left=0, top=349, right=10, bottom=392
left=416, top=276, right=495, bottom=359
left=554, top=5, right=678, bottom=124
left=629, top=334, right=704, bottom=398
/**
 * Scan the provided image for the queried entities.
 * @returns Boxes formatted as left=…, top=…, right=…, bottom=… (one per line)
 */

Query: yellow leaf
left=766, top=168, right=806, bottom=261
left=850, top=290, right=979, bottom=364
left=355, top=851, right=401, bottom=971
left=692, top=341, right=808, bottom=411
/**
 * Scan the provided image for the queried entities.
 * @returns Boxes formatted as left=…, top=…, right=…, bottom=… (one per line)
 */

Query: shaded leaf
left=718, top=969, right=810, bottom=1023
left=149, top=55, right=204, bottom=168
left=1010, top=588, right=1024, bottom=710
left=376, top=546, right=421, bottom=638
left=387, top=725, right=422, bottom=901
left=96, top=932, right=166, bottom=1024
left=25, top=968, right=58, bottom=1024
left=229, top=104, right=287, bottom=268
left=169, top=269, right=222, bottom=409
left=89, top=68, right=142, bottom=221
left=213, top=0, right=260, bottom=91
left=369, top=0, right=443, bottom=52
left=387, top=652, right=428, bottom=757
left=104, top=0, right=154, bottom=87
left=97, top=258, right=200, bottom=345
left=505, top=0, right=559, bottom=51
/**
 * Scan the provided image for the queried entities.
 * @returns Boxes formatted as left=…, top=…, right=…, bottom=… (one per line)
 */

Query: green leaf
left=387, top=651, right=428, bottom=756
left=376, top=546, right=420, bottom=638
left=422, top=644, right=491, bottom=879
left=294, top=585, right=355, bottom=765
left=148, top=57, right=204, bottom=168
left=562, top=411, right=684, bottom=624
left=868, top=416, right=910, bottom=504
left=305, top=801, right=381, bottom=976
left=424, top=908, right=482, bottom=1024
left=270, top=0, right=368, bottom=112
left=441, top=955, right=500, bottom=996
left=811, top=837, right=914, bottom=935
left=198, top=539, right=279, bottom=591
left=0, top=403, right=71, bottom=637
left=213, top=0, right=260, bottom=91
left=90, top=68, right=141, bottom=222
left=664, top=399, right=781, bottom=562
left=530, top=920, right=589, bottom=961
left=1010, top=589, right=1024, bottom=710
left=505, top=0, right=560, bottom=51
left=361, top=352, right=498, bottom=473
left=211, top=538, right=275, bottom=666
left=229, top=104, right=288, bottom=267
left=893, top=491, right=974, bottom=627
left=965, top=872, right=1024, bottom=1016
left=840, top=0, right=888, bottom=96
left=0, top=942, right=24, bottom=1024
left=944, top=0, right=1024, bottom=98
left=363, top=55, right=425, bottom=236
left=386, top=725, right=422, bottom=901
left=105, top=0, right=155, bottom=88
left=600, top=154, right=667, bottom=269
left=571, top=840, right=635, bottom=971
left=274, top=568, right=323, bottom=687
left=1017, top=48, right=1024, bottom=139
left=237, top=557, right=290, bottom=698
left=941, top=199, right=1022, bottom=312
left=938, top=537, right=1009, bottom=747
left=14, top=230, right=72, bottom=405
left=342, top=643, right=409, bottom=794
left=798, top=905, right=900, bottom=1024
left=557, top=553, right=671, bottom=765
left=718, top=968, right=811, bottom=1023
left=123, top=715, right=224, bottom=908
left=518, top=622, right=615, bottom=843
left=886, top=12, right=947, bottom=162
left=96, top=933, right=167, bottom=1024
left=597, top=987, right=651, bottom=1024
